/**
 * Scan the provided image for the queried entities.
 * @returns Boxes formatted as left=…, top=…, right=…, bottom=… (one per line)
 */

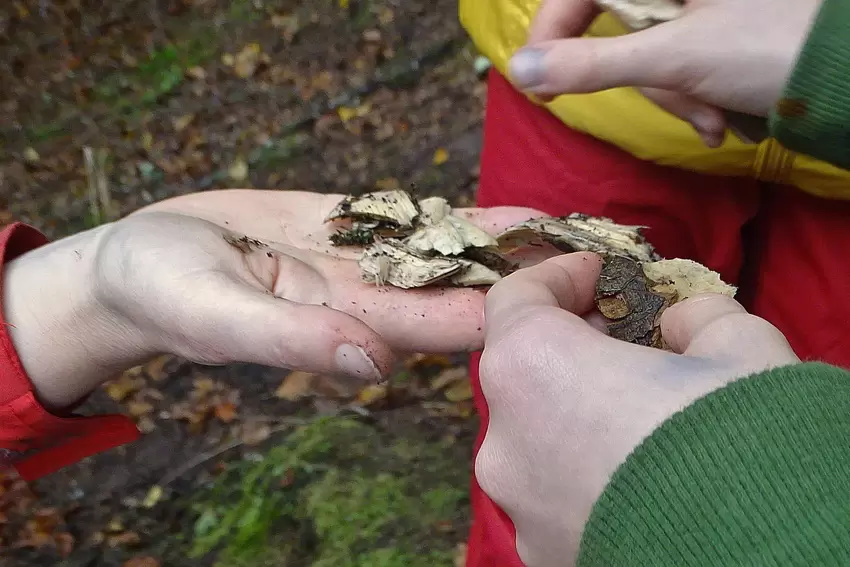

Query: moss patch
left=189, top=414, right=472, bottom=566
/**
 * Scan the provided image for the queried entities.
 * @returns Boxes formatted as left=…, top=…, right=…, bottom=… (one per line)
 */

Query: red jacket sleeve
left=0, top=223, right=139, bottom=481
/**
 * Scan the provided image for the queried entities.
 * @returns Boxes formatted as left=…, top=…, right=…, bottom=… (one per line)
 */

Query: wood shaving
left=325, top=191, right=736, bottom=349
left=497, top=214, right=660, bottom=262
left=359, top=239, right=463, bottom=289
left=405, top=215, right=498, bottom=256
left=324, top=189, right=420, bottom=228
left=594, top=0, right=683, bottom=30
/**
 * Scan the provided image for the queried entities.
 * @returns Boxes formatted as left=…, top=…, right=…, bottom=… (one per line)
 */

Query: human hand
left=475, top=253, right=799, bottom=566
left=3, top=190, right=540, bottom=410
left=509, top=0, right=822, bottom=144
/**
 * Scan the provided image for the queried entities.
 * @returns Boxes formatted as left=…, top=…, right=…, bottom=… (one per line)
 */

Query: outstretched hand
left=4, top=190, right=542, bottom=409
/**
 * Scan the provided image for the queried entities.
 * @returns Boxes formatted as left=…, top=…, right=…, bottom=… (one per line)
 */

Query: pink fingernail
left=335, top=344, right=382, bottom=382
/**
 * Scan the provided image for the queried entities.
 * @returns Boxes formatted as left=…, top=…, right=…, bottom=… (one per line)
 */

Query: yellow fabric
left=459, top=0, right=850, bottom=199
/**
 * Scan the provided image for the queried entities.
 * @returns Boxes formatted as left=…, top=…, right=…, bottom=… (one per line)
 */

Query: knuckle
left=474, top=440, right=512, bottom=505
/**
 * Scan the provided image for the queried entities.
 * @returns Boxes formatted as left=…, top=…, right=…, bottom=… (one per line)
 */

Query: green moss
left=191, top=416, right=471, bottom=567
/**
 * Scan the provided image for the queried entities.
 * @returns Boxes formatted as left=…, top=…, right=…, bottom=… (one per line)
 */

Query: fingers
left=508, top=23, right=685, bottom=96
left=639, top=87, right=728, bottom=147
left=527, top=0, right=599, bottom=44
left=190, top=274, right=394, bottom=381
left=661, top=294, right=799, bottom=368
left=485, top=252, right=604, bottom=330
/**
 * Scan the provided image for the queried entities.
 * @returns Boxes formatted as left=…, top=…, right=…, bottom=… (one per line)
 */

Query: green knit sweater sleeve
left=769, top=0, right=850, bottom=169
left=577, top=362, right=850, bottom=566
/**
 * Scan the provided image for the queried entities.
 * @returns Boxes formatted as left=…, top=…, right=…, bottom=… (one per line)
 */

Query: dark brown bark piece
left=595, top=255, right=672, bottom=347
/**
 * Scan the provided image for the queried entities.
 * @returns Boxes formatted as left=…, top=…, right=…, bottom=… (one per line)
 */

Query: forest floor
left=0, top=1, right=492, bottom=565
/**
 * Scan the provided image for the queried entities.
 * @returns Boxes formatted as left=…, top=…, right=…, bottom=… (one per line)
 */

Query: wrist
left=3, top=224, right=154, bottom=410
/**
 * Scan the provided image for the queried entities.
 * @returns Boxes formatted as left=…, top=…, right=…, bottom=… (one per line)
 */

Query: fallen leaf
left=233, top=43, right=262, bottom=78
left=126, top=401, right=154, bottom=418
left=362, top=29, right=381, bottom=42
left=107, top=531, right=141, bottom=547
left=192, top=376, right=217, bottom=395
left=337, top=104, right=371, bottom=122
left=142, top=486, right=163, bottom=509
left=228, top=158, right=249, bottom=181
left=444, top=380, right=473, bottom=402
left=353, top=384, right=388, bottom=407
left=23, top=147, right=39, bottom=164
left=454, top=542, right=468, bottom=567
left=173, top=113, right=195, bottom=132
left=432, top=148, right=449, bottom=165
left=274, top=371, right=315, bottom=401
left=186, top=66, right=206, bottom=80
left=221, top=53, right=235, bottom=66
left=241, top=422, right=272, bottom=445
left=124, top=557, right=161, bottom=567
left=106, top=518, right=124, bottom=533
left=430, top=367, right=469, bottom=391
left=213, top=402, right=237, bottom=423
left=104, top=375, right=145, bottom=402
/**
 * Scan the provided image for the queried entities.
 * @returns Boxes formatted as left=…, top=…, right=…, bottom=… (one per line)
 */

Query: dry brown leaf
left=186, top=66, right=206, bottom=80
left=241, top=422, right=272, bottom=445
left=275, top=371, right=315, bottom=400
left=444, top=381, right=473, bottom=402
left=126, top=401, right=154, bottom=418
left=354, top=384, right=388, bottom=407
left=192, top=377, right=218, bottom=395
left=173, top=114, right=195, bottom=133
left=233, top=43, right=262, bottom=78
left=213, top=402, right=238, bottom=423
left=104, top=375, right=145, bottom=402
left=430, top=367, right=469, bottom=391
left=107, top=531, right=141, bottom=547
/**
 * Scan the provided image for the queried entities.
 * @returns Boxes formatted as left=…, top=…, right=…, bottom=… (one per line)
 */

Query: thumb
left=174, top=273, right=394, bottom=381
left=507, top=23, right=685, bottom=96
left=660, top=294, right=799, bottom=368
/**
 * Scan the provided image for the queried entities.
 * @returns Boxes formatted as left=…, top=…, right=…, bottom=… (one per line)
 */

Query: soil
left=0, top=1, right=489, bottom=565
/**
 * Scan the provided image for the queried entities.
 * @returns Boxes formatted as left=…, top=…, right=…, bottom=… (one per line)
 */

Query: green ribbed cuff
left=578, top=362, right=850, bottom=566
left=769, top=0, right=850, bottom=170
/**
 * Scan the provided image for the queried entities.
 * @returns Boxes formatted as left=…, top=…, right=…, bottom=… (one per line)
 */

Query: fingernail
left=335, top=343, right=382, bottom=382
left=508, top=48, right=546, bottom=90
left=689, top=112, right=726, bottom=148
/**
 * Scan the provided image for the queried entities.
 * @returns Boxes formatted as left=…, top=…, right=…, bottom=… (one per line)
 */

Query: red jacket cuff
left=0, top=223, right=139, bottom=481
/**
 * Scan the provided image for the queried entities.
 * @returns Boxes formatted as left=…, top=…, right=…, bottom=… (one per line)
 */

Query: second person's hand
left=475, top=252, right=799, bottom=566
